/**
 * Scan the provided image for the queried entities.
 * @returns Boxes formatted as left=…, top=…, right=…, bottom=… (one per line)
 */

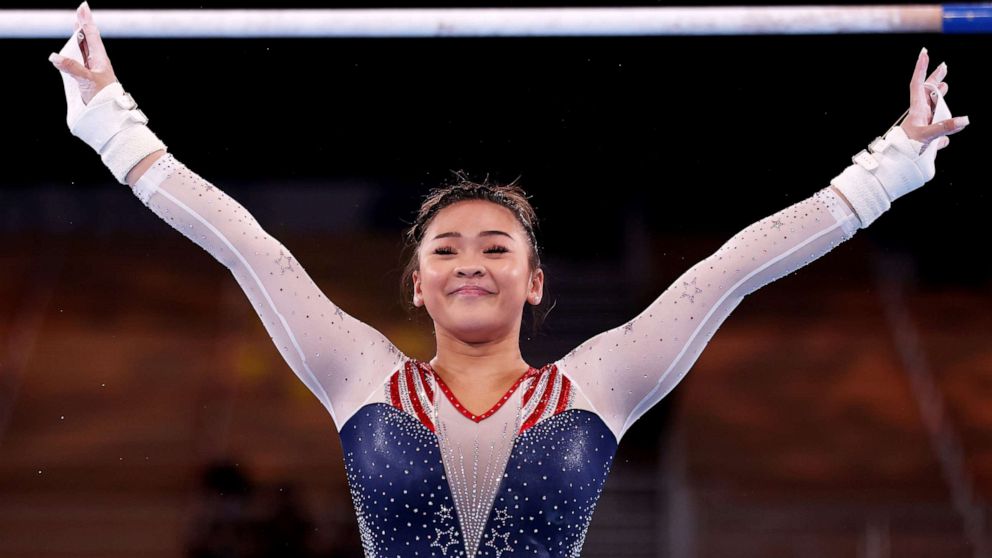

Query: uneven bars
left=3, top=4, right=992, bottom=38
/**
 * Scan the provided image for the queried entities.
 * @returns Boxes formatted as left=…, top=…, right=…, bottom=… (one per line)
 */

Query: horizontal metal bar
left=1, top=6, right=969, bottom=38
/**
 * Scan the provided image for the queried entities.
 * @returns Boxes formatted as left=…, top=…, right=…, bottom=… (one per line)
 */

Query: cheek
left=496, top=264, right=531, bottom=296
left=417, top=266, right=446, bottom=296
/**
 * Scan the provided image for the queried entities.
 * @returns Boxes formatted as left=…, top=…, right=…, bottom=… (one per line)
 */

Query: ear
left=412, top=269, right=422, bottom=307
left=528, top=268, right=545, bottom=305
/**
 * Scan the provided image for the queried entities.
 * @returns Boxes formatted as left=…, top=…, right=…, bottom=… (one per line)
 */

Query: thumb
left=49, top=53, right=92, bottom=82
left=912, top=116, right=969, bottom=144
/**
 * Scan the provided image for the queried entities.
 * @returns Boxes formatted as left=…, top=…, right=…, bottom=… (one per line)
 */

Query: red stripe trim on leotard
left=389, top=368, right=402, bottom=410
left=538, top=367, right=562, bottom=423
left=521, top=366, right=543, bottom=408
left=405, top=364, right=435, bottom=433
left=553, top=366, right=571, bottom=415
left=409, top=363, right=436, bottom=431
left=520, top=365, right=557, bottom=434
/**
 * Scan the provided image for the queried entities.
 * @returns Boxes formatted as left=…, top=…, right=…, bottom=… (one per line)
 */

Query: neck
left=429, top=326, right=531, bottom=389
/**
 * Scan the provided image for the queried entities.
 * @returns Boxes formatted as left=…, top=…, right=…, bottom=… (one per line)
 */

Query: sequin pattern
left=486, top=410, right=616, bottom=557
left=341, top=404, right=465, bottom=557
left=345, top=360, right=615, bottom=558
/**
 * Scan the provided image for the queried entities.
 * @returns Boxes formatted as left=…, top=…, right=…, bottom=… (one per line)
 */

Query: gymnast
left=49, top=2, right=969, bottom=556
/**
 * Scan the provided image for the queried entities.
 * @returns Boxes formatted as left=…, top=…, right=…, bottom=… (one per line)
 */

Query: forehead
left=425, top=200, right=521, bottom=235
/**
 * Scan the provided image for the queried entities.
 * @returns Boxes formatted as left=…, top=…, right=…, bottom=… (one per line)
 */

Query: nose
left=455, top=265, right=485, bottom=277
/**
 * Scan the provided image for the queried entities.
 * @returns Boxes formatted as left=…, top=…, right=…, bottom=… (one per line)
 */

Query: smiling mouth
left=453, top=287, right=492, bottom=296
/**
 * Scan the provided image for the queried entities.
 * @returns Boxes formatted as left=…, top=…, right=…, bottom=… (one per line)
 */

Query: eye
left=432, top=245, right=509, bottom=255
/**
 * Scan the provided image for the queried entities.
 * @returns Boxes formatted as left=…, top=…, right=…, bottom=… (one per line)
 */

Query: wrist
left=830, top=125, right=932, bottom=229
left=126, top=149, right=167, bottom=187
left=65, top=80, right=168, bottom=185
left=830, top=163, right=891, bottom=228
left=101, top=125, right=168, bottom=185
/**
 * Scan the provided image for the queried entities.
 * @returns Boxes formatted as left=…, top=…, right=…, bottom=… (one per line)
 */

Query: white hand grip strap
left=69, top=83, right=145, bottom=151
left=56, top=32, right=167, bottom=185
left=831, top=82, right=952, bottom=228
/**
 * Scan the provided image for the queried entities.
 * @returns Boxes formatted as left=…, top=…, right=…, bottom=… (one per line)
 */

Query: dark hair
left=398, top=170, right=553, bottom=338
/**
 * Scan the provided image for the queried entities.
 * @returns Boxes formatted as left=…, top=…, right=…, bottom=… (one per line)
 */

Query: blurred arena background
left=2, top=1, right=991, bottom=556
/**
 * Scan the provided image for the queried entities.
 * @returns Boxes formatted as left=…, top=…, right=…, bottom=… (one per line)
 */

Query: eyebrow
left=431, top=230, right=514, bottom=241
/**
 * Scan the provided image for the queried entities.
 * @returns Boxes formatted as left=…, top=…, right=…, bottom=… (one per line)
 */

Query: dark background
left=9, top=1, right=988, bottom=278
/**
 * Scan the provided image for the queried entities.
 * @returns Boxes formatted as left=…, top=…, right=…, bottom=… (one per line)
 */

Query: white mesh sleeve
left=131, top=152, right=408, bottom=431
left=554, top=186, right=862, bottom=443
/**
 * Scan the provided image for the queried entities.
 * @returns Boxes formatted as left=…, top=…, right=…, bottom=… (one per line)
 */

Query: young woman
left=50, top=3, right=969, bottom=557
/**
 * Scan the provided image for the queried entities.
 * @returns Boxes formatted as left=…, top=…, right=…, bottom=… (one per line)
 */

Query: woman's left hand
left=901, top=48, right=969, bottom=151
left=49, top=2, right=117, bottom=106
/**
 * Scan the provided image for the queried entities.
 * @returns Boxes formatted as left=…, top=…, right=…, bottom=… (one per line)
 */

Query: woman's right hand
left=48, top=2, right=117, bottom=106
left=900, top=48, right=968, bottom=151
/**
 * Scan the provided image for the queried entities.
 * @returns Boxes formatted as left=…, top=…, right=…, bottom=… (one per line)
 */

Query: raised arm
left=556, top=186, right=859, bottom=443
left=139, top=154, right=407, bottom=428
left=50, top=3, right=406, bottom=431
left=555, top=49, right=969, bottom=444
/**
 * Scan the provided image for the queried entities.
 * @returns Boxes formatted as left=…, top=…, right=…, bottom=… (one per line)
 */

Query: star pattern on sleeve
left=680, top=276, right=703, bottom=304
left=274, top=248, right=297, bottom=276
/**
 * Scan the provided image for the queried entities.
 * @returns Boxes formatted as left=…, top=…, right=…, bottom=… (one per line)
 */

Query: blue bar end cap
left=944, top=3, right=992, bottom=33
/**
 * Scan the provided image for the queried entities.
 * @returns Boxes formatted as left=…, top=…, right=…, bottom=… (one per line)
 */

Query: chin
left=443, top=314, right=509, bottom=340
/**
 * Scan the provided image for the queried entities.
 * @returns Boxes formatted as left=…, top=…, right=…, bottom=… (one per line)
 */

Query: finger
left=49, top=53, right=93, bottom=82
left=75, top=5, right=85, bottom=37
left=936, top=136, right=950, bottom=150
left=77, top=4, right=109, bottom=68
left=75, top=1, right=89, bottom=26
left=924, top=61, right=946, bottom=108
left=909, top=47, right=929, bottom=116
left=914, top=116, right=970, bottom=143
left=925, top=61, right=947, bottom=87
left=910, top=47, right=928, bottom=84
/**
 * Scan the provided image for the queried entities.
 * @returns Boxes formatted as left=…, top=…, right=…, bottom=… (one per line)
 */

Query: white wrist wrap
left=57, top=33, right=167, bottom=185
left=830, top=83, right=952, bottom=228
left=831, top=162, right=892, bottom=225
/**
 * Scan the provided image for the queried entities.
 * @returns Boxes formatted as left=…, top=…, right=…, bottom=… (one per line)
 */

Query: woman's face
left=412, top=199, right=544, bottom=343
